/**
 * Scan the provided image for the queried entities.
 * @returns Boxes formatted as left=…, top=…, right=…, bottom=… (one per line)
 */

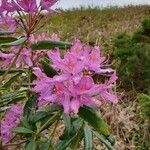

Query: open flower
left=33, top=40, right=118, bottom=114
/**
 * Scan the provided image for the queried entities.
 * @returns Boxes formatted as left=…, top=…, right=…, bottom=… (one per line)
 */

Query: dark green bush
left=112, top=19, right=150, bottom=92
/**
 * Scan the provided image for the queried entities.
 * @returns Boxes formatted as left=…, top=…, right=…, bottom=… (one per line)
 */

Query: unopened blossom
left=0, top=104, right=23, bottom=144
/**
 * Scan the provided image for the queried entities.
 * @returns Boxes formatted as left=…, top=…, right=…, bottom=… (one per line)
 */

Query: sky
left=52, top=0, right=150, bottom=9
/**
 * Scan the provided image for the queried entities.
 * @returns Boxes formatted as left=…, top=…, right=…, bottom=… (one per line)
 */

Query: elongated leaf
left=23, top=94, right=37, bottom=119
left=56, top=118, right=83, bottom=150
left=13, top=127, right=34, bottom=134
left=93, top=132, right=114, bottom=150
left=70, top=125, right=84, bottom=150
left=0, top=31, right=14, bottom=36
left=63, top=114, right=71, bottom=133
left=2, top=73, right=22, bottom=88
left=84, top=124, right=93, bottom=150
left=37, top=141, right=50, bottom=150
left=106, top=136, right=115, bottom=146
left=56, top=135, right=76, bottom=150
left=32, top=110, right=55, bottom=123
left=0, top=37, right=17, bottom=44
left=31, top=40, right=72, bottom=50
left=37, top=111, right=61, bottom=133
left=78, top=106, right=110, bottom=136
left=41, top=60, right=58, bottom=77
left=0, top=90, right=27, bottom=107
left=20, top=116, right=33, bottom=130
left=0, top=37, right=27, bottom=47
left=25, top=140, right=37, bottom=150
left=0, top=68, right=25, bottom=76
left=0, top=106, right=9, bottom=113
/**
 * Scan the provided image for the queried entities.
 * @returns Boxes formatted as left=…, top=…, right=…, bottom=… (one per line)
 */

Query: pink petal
left=70, top=98, right=80, bottom=114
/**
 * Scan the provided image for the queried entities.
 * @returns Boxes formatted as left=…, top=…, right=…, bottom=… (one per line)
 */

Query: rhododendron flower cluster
left=0, top=0, right=59, bottom=33
left=0, top=0, right=59, bottom=14
left=33, top=40, right=118, bottom=114
left=0, top=104, right=23, bottom=144
left=0, top=33, right=60, bottom=68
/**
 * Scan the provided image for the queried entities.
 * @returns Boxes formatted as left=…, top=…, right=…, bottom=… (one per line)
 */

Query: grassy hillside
left=43, top=5, right=150, bottom=52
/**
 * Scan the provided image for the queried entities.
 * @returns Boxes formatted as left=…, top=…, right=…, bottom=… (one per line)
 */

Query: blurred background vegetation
left=40, top=5, right=150, bottom=149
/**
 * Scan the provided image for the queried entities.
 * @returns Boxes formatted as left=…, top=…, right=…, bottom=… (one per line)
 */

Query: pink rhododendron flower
left=0, top=51, right=14, bottom=68
left=15, top=47, right=33, bottom=68
left=0, top=15, right=18, bottom=32
left=0, top=47, right=33, bottom=68
left=0, top=0, right=59, bottom=14
left=48, top=40, right=114, bottom=76
left=0, top=104, right=23, bottom=144
left=40, top=0, right=59, bottom=11
left=0, top=0, right=19, bottom=13
left=16, top=0, right=37, bottom=13
left=33, top=40, right=118, bottom=114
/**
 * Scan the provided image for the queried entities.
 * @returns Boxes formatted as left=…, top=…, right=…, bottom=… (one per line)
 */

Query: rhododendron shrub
left=0, top=0, right=118, bottom=149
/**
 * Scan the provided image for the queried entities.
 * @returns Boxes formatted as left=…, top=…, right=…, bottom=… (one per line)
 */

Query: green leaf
left=56, top=135, right=76, bottom=150
left=0, top=90, right=26, bottom=107
left=0, top=37, right=27, bottom=47
left=23, top=94, right=37, bottom=119
left=70, top=124, right=84, bottom=150
left=0, top=31, right=14, bottom=36
left=84, top=124, right=93, bottom=150
left=32, top=110, right=55, bottom=123
left=0, top=37, right=17, bottom=44
left=41, top=60, right=58, bottom=77
left=0, top=106, right=9, bottom=113
left=0, top=68, right=25, bottom=76
left=93, top=132, right=114, bottom=150
left=2, top=73, right=22, bottom=88
left=20, top=116, right=33, bottom=130
left=31, top=40, right=72, bottom=50
left=13, top=127, right=34, bottom=134
left=37, top=110, right=62, bottom=133
left=78, top=106, right=110, bottom=136
left=56, top=118, right=83, bottom=150
left=25, top=140, right=36, bottom=150
left=63, top=114, right=71, bottom=132
left=37, top=141, right=50, bottom=150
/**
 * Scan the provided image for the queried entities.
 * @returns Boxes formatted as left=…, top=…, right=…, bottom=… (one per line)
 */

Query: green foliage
left=137, top=93, right=150, bottom=118
left=0, top=31, right=14, bottom=36
left=112, top=19, right=150, bottom=92
left=0, top=37, right=27, bottom=47
left=84, top=124, right=93, bottom=150
left=30, top=40, right=72, bottom=50
left=78, top=106, right=111, bottom=136
left=40, top=59, right=58, bottom=78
